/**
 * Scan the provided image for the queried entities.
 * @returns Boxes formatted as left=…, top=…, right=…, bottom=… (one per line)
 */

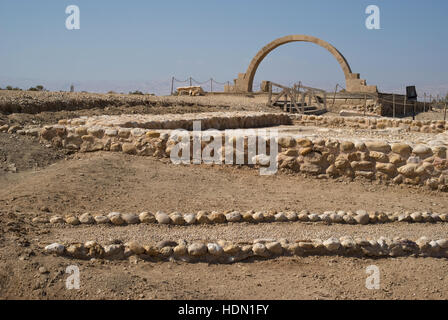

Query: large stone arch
left=231, top=35, right=376, bottom=93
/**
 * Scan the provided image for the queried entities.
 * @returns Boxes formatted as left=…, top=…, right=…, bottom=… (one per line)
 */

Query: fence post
left=444, top=101, right=447, bottom=121
left=404, top=95, right=407, bottom=116
left=170, top=76, right=174, bottom=95
left=331, top=84, right=338, bottom=109
left=392, top=94, right=395, bottom=118
left=364, top=94, right=367, bottom=116
left=267, top=82, right=272, bottom=106
left=210, top=79, right=213, bottom=93
left=189, top=77, right=192, bottom=87
left=413, top=100, right=416, bottom=120
left=424, top=93, right=426, bottom=112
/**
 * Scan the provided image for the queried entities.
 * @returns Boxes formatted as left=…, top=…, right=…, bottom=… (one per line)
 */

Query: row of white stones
left=32, top=210, right=448, bottom=226
left=44, top=236, right=448, bottom=263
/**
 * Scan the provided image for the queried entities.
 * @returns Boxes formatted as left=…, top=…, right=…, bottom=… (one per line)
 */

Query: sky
left=0, top=0, right=447, bottom=97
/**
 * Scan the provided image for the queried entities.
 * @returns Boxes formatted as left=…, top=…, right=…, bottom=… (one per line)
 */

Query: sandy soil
left=0, top=149, right=448, bottom=300
left=1, top=91, right=448, bottom=300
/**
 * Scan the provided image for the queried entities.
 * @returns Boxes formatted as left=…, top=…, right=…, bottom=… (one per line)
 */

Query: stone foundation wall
left=37, top=120, right=448, bottom=191
left=327, top=93, right=427, bottom=117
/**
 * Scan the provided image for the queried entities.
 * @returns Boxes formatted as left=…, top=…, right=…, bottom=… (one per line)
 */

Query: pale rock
left=170, top=212, right=185, bottom=225
left=225, top=211, right=242, bottom=223
left=207, top=243, right=224, bottom=256
left=122, top=213, right=140, bottom=224
left=139, top=212, right=156, bottom=224
left=94, top=215, right=110, bottom=224
left=188, top=243, right=207, bottom=256
left=65, top=216, right=80, bottom=225
left=265, top=242, right=283, bottom=255
left=354, top=210, right=369, bottom=225
left=155, top=211, right=171, bottom=224
left=252, top=243, right=269, bottom=257
left=45, top=243, right=65, bottom=255
left=49, top=216, right=64, bottom=224
left=274, top=212, right=288, bottom=222
left=173, top=245, right=187, bottom=256
left=343, top=215, right=356, bottom=224
left=323, top=238, right=341, bottom=251
left=209, top=211, right=226, bottom=223
left=410, top=212, right=423, bottom=222
left=285, top=211, right=298, bottom=221
left=122, top=143, right=137, bottom=155
left=108, top=212, right=125, bottom=225
left=365, top=141, right=391, bottom=153
left=436, top=239, right=448, bottom=249
left=252, top=212, right=265, bottom=222
left=223, top=244, right=241, bottom=255
left=79, top=213, right=94, bottom=224
left=104, top=244, right=125, bottom=259
left=183, top=213, right=197, bottom=225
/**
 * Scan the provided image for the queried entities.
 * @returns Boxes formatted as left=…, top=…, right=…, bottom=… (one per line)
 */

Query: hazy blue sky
left=1, top=0, right=447, bottom=95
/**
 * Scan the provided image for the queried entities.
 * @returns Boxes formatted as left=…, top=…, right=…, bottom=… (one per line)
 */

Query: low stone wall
left=36, top=120, right=448, bottom=190
left=327, top=93, right=427, bottom=117
left=292, top=114, right=448, bottom=134
left=31, top=210, right=448, bottom=226
left=44, top=236, right=448, bottom=263
left=59, top=111, right=291, bottom=130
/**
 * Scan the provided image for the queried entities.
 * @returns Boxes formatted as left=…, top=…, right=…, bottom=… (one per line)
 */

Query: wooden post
left=404, top=95, right=407, bottom=116
left=392, top=94, right=396, bottom=118
left=424, top=93, right=426, bottom=112
left=301, top=90, right=305, bottom=114
left=170, top=76, right=174, bottom=95
left=444, top=102, right=447, bottom=121
left=284, top=91, right=288, bottom=112
left=323, top=91, right=327, bottom=111
left=210, top=79, right=213, bottom=93
left=364, top=94, right=367, bottom=116
left=331, top=84, right=338, bottom=109
left=413, top=100, right=416, bottom=120
left=189, top=77, right=192, bottom=87
left=267, top=82, right=272, bottom=106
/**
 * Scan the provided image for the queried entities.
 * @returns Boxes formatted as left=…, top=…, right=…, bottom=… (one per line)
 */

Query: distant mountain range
left=1, top=76, right=447, bottom=99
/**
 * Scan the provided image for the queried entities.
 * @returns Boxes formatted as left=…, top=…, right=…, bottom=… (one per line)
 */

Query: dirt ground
left=0, top=147, right=448, bottom=300
left=1, top=91, right=448, bottom=300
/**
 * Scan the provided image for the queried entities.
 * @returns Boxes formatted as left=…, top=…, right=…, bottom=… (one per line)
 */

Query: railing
left=266, top=81, right=327, bottom=114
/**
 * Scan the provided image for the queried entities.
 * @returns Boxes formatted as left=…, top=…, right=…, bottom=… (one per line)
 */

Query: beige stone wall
left=37, top=120, right=448, bottom=191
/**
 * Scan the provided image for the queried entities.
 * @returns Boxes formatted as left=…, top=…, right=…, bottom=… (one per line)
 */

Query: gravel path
left=45, top=221, right=448, bottom=244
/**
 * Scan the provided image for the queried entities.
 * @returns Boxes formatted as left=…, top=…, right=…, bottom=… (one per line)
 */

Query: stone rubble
left=33, top=114, right=448, bottom=190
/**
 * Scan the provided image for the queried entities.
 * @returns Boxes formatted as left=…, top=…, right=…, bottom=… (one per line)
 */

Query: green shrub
left=129, top=90, right=144, bottom=95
